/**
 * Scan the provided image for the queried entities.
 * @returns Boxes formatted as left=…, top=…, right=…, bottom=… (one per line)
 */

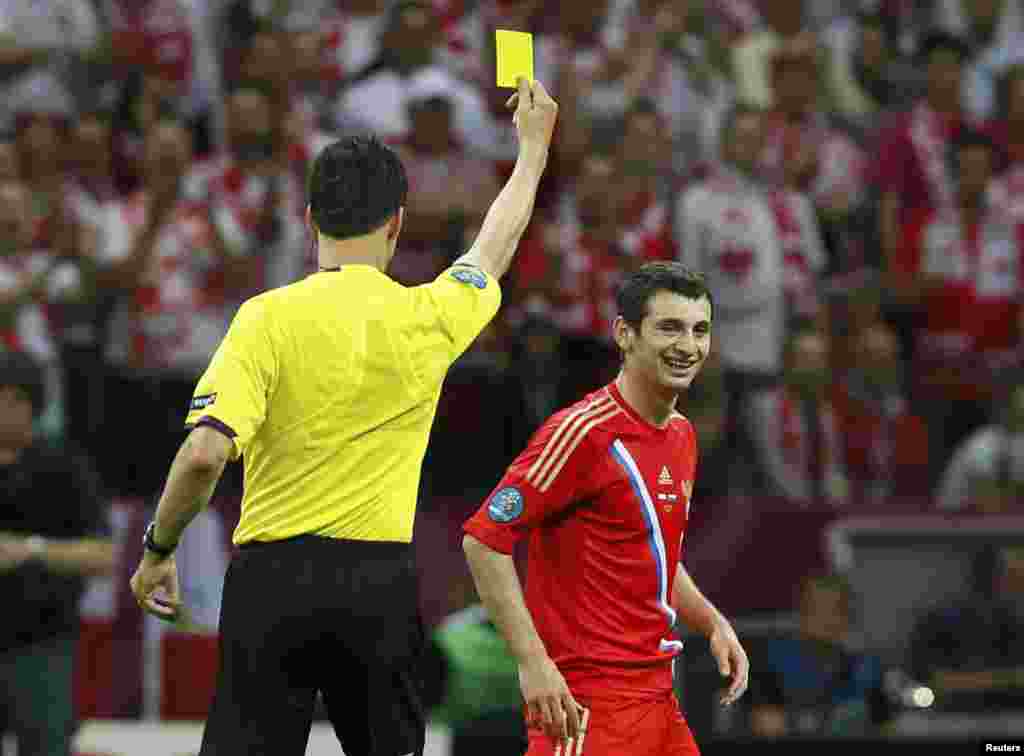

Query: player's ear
left=613, top=316, right=632, bottom=354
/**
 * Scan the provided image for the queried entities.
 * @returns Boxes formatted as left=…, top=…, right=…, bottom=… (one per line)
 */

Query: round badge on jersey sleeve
left=487, top=487, right=525, bottom=523
left=450, top=266, right=488, bottom=289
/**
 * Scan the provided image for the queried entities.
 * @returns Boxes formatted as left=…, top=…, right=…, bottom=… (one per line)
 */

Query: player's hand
left=710, top=622, right=749, bottom=706
left=505, top=77, right=558, bottom=150
left=130, top=553, right=183, bottom=621
left=519, top=655, right=585, bottom=742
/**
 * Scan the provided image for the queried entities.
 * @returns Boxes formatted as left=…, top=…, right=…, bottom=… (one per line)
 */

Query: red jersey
left=901, top=206, right=1024, bottom=399
left=463, top=383, right=698, bottom=701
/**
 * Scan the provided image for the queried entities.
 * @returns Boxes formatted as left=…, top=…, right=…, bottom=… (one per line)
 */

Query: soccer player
left=128, top=76, right=557, bottom=756
left=463, top=262, right=750, bottom=754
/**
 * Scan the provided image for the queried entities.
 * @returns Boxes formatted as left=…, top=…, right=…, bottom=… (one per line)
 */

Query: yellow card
left=495, top=29, right=534, bottom=89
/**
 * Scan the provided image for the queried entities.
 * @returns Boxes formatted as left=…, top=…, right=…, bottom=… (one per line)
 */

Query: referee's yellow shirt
left=184, top=263, right=501, bottom=545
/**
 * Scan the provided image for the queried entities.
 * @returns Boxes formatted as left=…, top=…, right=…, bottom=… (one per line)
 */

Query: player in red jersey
left=463, top=261, right=749, bottom=754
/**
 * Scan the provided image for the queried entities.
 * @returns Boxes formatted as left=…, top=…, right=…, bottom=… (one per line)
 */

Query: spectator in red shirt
left=876, top=32, right=973, bottom=292
left=94, top=116, right=252, bottom=499
left=391, top=71, right=500, bottom=280
left=14, top=111, right=71, bottom=251
left=613, top=99, right=677, bottom=264
left=201, top=84, right=308, bottom=292
left=746, top=321, right=850, bottom=509
left=763, top=37, right=870, bottom=289
left=831, top=319, right=931, bottom=508
left=106, top=0, right=193, bottom=90
left=67, top=111, right=119, bottom=228
left=550, top=150, right=627, bottom=337
left=896, top=129, right=1023, bottom=484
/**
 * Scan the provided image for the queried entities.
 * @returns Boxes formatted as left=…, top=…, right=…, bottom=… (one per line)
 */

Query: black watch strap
left=144, top=521, right=176, bottom=558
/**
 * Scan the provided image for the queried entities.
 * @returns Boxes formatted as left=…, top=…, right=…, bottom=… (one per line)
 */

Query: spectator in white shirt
left=677, top=103, right=785, bottom=393
left=677, top=103, right=788, bottom=494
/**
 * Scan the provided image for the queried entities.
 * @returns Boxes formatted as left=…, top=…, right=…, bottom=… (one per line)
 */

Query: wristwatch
left=143, top=521, right=177, bottom=559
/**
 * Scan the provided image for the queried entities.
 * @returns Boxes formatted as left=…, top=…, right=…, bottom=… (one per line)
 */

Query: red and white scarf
left=909, top=102, right=958, bottom=211
left=778, top=390, right=843, bottom=504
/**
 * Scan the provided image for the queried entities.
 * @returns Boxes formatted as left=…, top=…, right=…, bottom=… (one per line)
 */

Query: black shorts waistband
left=237, top=533, right=413, bottom=557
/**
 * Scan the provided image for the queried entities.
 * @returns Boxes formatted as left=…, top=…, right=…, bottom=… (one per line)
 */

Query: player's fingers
left=732, top=654, right=750, bottom=698
left=550, top=696, right=570, bottom=740
left=506, top=92, right=519, bottom=109
left=561, top=695, right=581, bottom=741
left=535, top=697, right=554, bottom=738
left=714, top=645, right=731, bottom=677
left=526, top=700, right=541, bottom=728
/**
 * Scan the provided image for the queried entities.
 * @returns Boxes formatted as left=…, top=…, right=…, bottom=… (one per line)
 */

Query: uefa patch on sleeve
left=487, top=487, right=524, bottom=523
left=190, top=393, right=217, bottom=411
left=450, top=266, right=488, bottom=290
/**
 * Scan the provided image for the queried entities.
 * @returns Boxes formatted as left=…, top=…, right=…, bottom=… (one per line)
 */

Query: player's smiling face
left=617, top=290, right=712, bottom=393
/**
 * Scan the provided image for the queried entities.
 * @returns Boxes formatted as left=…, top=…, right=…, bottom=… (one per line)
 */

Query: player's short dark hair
left=616, top=262, right=714, bottom=332
left=917, top=30, right=971, bottom=66
left=0, top=350, right=46, bottom=417
left=308, top=134, right=409, bottom=241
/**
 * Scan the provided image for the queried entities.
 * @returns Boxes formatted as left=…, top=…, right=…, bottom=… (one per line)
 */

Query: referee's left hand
left=131, top=553, right=182, bottom=621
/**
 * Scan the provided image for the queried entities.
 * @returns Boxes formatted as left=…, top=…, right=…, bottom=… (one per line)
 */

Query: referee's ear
left=386, top=207, right=404, bottom=241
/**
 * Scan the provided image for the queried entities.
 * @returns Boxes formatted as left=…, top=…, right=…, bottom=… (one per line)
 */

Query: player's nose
left=672, top=331, right=700, bottom=357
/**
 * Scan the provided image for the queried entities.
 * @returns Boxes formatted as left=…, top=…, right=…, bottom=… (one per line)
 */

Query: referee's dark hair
left=308, top=134, right=409, bottom=241
left=0, top=349, right=46, bottom=418
left=616, top=262, right=714, bottom=333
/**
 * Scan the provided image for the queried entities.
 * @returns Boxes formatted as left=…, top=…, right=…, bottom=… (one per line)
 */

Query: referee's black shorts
left=199, top=535, right=427, bottom=756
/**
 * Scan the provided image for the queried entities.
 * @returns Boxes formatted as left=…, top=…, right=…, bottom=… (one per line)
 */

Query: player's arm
left=462, top=535, right=584, bottom=742
left=462, top=533, right=549, bottom=667
left=461, top=414, right=605, bottom=742
left=454, top=77, right=557, bottom=281
left=671, top=562, right=749, bottom=706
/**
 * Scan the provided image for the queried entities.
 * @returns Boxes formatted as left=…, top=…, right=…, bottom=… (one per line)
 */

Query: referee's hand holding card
left=507, top=75, right=558, bottom=147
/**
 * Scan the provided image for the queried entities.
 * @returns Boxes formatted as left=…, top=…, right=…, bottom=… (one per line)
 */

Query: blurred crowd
left=2, top=0, right=1024, bottom=515
left=3, top=0, right=1024, bottom=746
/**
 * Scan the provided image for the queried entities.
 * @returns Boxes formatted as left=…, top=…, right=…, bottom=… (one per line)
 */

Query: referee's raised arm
left=455, top=77, right=558, bottom=280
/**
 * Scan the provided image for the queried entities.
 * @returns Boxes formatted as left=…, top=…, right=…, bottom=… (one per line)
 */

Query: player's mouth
left=663, top=355, right=697, bottom=375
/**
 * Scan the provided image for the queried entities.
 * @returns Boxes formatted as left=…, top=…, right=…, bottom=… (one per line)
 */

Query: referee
left=130, top=76, right=557, bottom=756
